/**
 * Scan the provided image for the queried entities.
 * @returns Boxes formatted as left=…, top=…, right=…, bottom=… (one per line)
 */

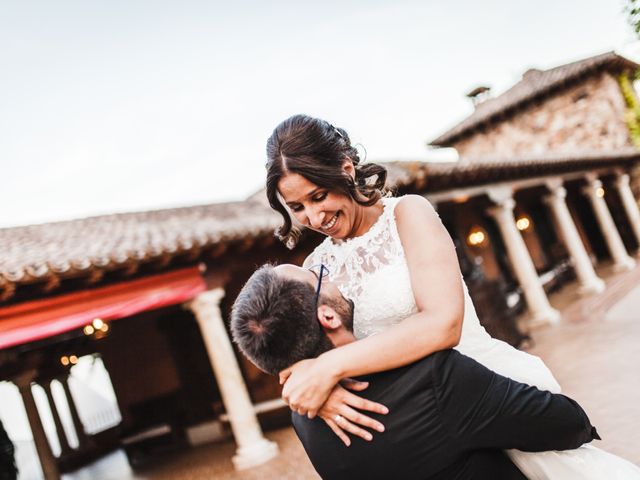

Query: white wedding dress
left=304, top=195, right=640, bottom=479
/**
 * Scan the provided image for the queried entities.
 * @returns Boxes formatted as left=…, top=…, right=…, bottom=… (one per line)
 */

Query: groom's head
left=231, top=264, right=355, bottom=375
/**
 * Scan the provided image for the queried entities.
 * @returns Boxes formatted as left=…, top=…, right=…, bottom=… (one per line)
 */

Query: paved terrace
left=54, top=261, right=640, bottom=480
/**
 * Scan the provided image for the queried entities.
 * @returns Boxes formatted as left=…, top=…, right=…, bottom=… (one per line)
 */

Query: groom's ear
left=317, top=305, right=342, bottom=331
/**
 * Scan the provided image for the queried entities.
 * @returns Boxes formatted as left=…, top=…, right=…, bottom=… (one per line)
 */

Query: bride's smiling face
left=277, top=172, right=358, bottom=240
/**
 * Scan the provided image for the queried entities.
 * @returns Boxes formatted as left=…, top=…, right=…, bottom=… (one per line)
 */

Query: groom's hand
left=280, top=357, right=339, bottom=417
left=318, top=383, right=388, bottom=447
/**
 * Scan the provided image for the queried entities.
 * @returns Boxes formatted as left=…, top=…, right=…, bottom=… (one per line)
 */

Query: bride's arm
left=326, top=194, right=463, bottom=374
left=282, top=195, right=464, bottom=416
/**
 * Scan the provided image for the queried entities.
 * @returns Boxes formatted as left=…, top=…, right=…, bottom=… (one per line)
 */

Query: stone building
left=2, top=51, right=640, bottom=478
left=422, top=51, right=640, bottom=325
left=430, top=51, right=638, bottom=160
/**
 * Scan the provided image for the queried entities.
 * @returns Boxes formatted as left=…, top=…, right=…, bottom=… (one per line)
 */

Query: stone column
left=59, top=375, right=89, bottom=448
left=42, top=380, right=72, bottom=456
left=582, top=177, right=635, bottom=271
left=487, top=187, right=561, bottom=325
left=14, top=371, right=60, bottom=480
left=189, top=289, right=278, bottom=470
left=543, top=182, right=605, bottom=295
left=615, top=173, right=640, bottom=248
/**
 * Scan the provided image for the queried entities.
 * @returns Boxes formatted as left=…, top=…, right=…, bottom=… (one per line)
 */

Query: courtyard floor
left=54, top=260, right=640, bottom=479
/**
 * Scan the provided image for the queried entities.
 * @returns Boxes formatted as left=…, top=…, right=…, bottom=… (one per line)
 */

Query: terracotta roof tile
left=0, top=200, right=280, bottom=292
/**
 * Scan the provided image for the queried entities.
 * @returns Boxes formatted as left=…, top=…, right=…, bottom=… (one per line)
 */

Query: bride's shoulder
left=391, top=195, right=443, bottom=242
left=302, top=254, right=315, bottom=269
left=392, top=194, right=437, bottom=218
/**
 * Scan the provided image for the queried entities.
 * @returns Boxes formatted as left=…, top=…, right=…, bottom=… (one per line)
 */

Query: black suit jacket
left=292, top=349, right=598, bottom=480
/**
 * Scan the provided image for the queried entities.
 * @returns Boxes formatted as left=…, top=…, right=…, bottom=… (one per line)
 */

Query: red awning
left=0, top=267, right=206, bottom=349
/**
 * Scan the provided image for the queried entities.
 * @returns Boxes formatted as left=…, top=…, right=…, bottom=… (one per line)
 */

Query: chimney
left=522, top=68, right=542, bottom=80
left=466, top=85, right=492, bottom=108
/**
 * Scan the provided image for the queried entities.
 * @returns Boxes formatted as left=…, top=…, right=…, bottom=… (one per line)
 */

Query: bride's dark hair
left=266, top=114, right=387, bottom=248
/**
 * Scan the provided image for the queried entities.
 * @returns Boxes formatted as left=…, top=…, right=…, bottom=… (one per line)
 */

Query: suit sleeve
left=433, top=350, right=599, bottom=452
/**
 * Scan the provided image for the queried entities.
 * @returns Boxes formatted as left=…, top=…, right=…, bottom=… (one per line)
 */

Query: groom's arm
left=433, top=350, right=599, bottom=452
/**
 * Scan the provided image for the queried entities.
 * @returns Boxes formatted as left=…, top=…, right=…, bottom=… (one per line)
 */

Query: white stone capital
left=616, top=173, right=631, bottom=189
left=582, top=177, right=603, bottom=195
left=486, top=186, right=514, bottom=206
left=191, top=288, right=225, bottom=310
left=543, top=187, right=567, bottom=207
left=550, top=185, right=567, bottom=199
left=584, top=172, right=599, bottom=184
left=544, top=178, right=564, bottom=192
left=486, top=200, right=516, bottom=222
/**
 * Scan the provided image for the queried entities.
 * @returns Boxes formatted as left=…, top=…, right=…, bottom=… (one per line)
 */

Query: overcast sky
left=1, top=0, right=637, bottom=228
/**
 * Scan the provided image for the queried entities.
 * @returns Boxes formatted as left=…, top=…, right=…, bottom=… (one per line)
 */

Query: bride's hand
left=280, top=357, right=337, bottom=417
left=318, top=381, right=388, bottom=447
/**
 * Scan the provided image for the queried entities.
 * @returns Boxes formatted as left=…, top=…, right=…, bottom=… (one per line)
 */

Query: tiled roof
left=2, top=152, right=639, bottom=301
left=430, top=52, right=639, bottom=147
left=415, top=149, right=640, bottom=191
left=0, top=200, right=280, bottom=298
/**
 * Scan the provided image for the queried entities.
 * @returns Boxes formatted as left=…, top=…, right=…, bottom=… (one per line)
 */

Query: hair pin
left=327, top=121, right=345, bottom=139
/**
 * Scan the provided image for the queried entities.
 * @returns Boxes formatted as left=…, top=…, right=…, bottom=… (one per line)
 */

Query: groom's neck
left=327, top=328, right=357, bottom=348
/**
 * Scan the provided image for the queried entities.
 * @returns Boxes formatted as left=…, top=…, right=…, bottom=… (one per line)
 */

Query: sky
left=0, top=0, right=637, bottom=228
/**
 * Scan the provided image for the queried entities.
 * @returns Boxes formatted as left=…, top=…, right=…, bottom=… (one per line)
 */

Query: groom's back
left=292, top=351, right=502, bottom=479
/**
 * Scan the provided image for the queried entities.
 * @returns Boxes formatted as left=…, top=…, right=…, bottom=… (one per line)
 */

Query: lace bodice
left=304, top=197, right=417, bottom=338
left=304, top=196, right=494, bottom=345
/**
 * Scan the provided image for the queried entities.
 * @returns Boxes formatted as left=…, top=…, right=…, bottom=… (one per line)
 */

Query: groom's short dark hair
left=230, top=264, right=334, bottom=375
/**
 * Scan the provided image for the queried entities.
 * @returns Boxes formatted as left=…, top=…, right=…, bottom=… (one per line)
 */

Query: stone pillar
left=487, top=187, right=561, bottom=325
left=59, top=375, right=89, bottom=448
left=189, top=289, right=278, bottom=470
left=544, top=182, right=605, bottom=295
left=14, top=371, right=60, bottom=480
left=42, top=380, right=72, bottom=456
left=582, top=177, right=635, bottom=271
left=615, top=173, right=640, bottom=248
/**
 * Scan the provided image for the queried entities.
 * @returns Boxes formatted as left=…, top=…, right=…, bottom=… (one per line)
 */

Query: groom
left=231, top=264, right=599, bottom=480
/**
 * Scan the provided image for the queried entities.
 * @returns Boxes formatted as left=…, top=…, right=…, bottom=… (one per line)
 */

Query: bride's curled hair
left=266, top=114, right=387, bottom=248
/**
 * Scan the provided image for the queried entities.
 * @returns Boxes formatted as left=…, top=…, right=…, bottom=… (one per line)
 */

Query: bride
left=265, top=114, right=640, bottom=478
